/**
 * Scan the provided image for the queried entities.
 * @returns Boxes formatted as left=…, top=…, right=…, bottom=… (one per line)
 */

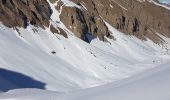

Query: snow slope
left=0, top=20, right=170, bottom=92
left=0, top=62, right=170, bottom=100
left=61, top=62, right=170, bottom=100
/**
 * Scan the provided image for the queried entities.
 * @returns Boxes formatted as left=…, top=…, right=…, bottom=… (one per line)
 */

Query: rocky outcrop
left=69, top=0, right=169, bottom=43
left=50, top=25, right=68, bottom=38
left=59, top=7, right=112, bottom=41
left=0, top=0, right=170, bottom=43
left=48, top=0, right=113, bottom=41
left=59, top=0, right=170, bottom=43
left=0, top=0, right=52, bottom=28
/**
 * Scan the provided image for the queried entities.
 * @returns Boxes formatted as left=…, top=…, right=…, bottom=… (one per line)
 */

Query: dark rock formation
left=59, top=6, right=112, bottom=41
left=50, top=25, right=68, bottom=38
left=0, top=0, right=52, bottom=28
left=1, top=0, right=170, bottom=43
left=64, top=0, right=170, bottom=43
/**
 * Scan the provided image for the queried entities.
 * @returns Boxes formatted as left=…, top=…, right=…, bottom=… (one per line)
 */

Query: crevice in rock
left=145, top=27, right=148, bottom=31
left=91, top=1, right=99, bottom=14
left=94, top=27, right=98, bottom=33
left=31, top=11, right=39, bottom=20
left=2, top=0, right=6, bottom=4
left=76, top=8, right=86, bottom=23
left=89, top=16, right=96, bottom=24
left=20, top=0, right=28, bottom=5
left=8, top=0, right=15, bottom=7
left=116, top=23, right=119, bottom=29
left=71, top=16, right=74, bottom=24
left=30, top=18, right=36, bottom=25
left=121, top=16, right=126, bottom=29
left=22, top=16, right=28, bottom=28
left=133, top=18, right=139, bottom=33
left=18, top=9, right=28, bottom=28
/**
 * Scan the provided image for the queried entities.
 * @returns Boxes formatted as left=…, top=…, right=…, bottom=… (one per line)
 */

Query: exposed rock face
left=0, top=0, right=52, bottom=28
left=54, top=0, right=170, bottom=43
left=0, top=0, right=170, bottom=43
left=60, top=7, right=112, bottom=41
left=69, top=0, right=170, bottom=43
left=50, top=25, right=68, bottom=38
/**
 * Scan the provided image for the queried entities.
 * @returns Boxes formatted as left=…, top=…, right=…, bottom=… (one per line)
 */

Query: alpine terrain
left=0, top=0, right=170, bottom=100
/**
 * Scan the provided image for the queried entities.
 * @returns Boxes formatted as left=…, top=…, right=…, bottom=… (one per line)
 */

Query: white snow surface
left=0, top=62, right=170, bottom=100
left=0, top=0, right=170, bottom=99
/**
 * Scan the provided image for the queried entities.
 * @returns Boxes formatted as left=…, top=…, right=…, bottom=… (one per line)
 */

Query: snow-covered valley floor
left=0, top=61, right=170, bottom=100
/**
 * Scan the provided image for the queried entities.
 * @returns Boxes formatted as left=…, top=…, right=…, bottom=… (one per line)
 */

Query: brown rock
left=1, top=0, right=170, bottom=44
left=0, top=0, right=52, bottom=28
left=70, top=0, right=170, bottom=43
left=50, top=25, right=68, bottom=38
left=60, top=6, right=111, bottom=42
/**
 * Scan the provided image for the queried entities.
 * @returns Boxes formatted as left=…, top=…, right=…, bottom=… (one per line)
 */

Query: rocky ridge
left=59, top=0, right=170, bottom=43
left=0, top=0, right=170, bottom=44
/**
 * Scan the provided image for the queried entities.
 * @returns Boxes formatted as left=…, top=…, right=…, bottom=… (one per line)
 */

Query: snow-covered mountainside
left=1, top=21, right=170, bottom=92
left=0, top=0, right=170, bottom=99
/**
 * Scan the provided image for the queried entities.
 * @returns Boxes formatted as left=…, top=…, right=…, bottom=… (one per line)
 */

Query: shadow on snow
left=0, top=68, right=45, bottom=92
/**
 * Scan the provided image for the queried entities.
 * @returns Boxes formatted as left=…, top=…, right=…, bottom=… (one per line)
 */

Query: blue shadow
left=83, top=33, right=95, bottom=43
left=0, top=68, right=45, bottom=92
